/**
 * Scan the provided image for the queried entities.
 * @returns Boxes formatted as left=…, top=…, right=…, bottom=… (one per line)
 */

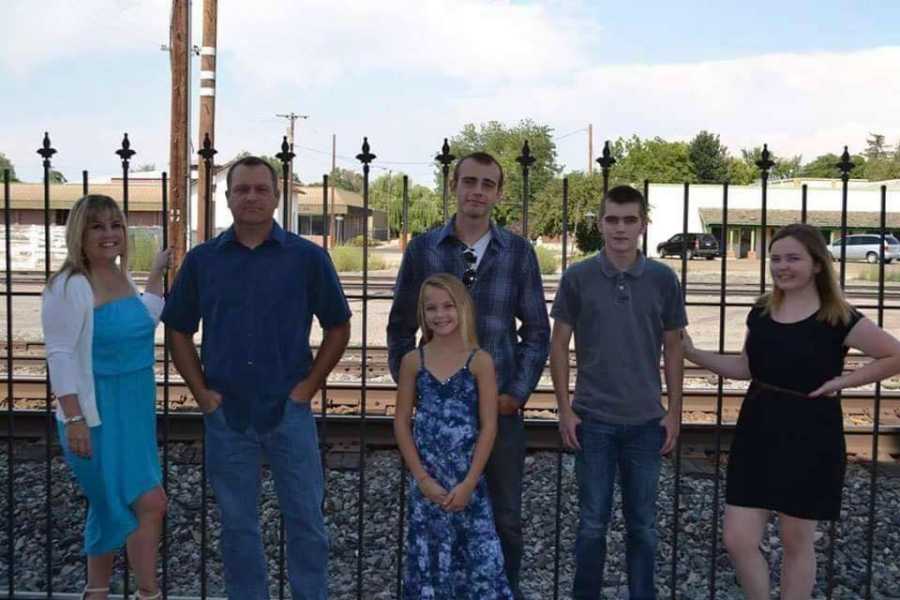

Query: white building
left=644, top=179, right=900, bottom=258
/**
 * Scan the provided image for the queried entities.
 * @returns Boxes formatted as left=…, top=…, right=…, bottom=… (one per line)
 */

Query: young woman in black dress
left=682, top=223, right=900, bottom=599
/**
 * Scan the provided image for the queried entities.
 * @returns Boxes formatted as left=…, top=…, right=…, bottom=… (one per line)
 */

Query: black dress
left=727, top=305, right=863, bottom=521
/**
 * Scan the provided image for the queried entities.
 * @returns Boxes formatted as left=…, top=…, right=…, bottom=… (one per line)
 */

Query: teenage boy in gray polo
left=549, top=185, right=686, bottom=600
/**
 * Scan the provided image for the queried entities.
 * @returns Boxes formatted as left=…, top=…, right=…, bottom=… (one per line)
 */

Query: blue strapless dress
left=58, top=295, right=161, bottom=555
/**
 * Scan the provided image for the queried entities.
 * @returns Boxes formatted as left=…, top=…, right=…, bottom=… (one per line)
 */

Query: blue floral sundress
left=402, top=346, right=512, bottom=600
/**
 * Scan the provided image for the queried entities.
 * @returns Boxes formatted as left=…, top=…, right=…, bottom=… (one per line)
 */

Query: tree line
left=4, top=125, right=899, bottom=240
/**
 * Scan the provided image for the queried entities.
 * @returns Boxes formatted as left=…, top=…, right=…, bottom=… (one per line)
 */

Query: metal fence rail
left=0, top=132, right=896, bottom=599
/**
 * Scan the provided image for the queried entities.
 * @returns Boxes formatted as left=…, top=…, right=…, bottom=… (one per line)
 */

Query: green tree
left=443, top=120, right=560, bottom=231
left=859, top=133, right=900, bottom=180
left=734, top=147, right=802, bottom=182
left=49, top=170, right=66, bottom=184
left=688, top=131, right=729, bottom=183
left=327, top=167, right=363, bottom=193
left=798, top=153, right=867, bottom=179
left=608, top=135, right=694, bottom=185
left=864, top=133, right=889, bottom=161
left=370, top=172, right=442, bottom=237
left=530, top=171, right=607, bottom=253
left=0, top=153, right=19, bottom=182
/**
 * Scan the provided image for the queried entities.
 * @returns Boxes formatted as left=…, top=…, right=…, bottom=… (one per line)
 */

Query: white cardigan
left=41, top=271, right=164, bottom=427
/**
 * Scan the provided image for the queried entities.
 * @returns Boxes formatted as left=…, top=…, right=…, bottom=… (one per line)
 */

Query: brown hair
left=48, top=194, right=128, bottom=287
left=600, top=185, right=649, bottom=221
left=451, top=152, right=504, bottom=193
left=226, top=155, right=279, bottom=193
left=416, top=273, right=479, bottom=350
left=761, top=223, right=852, bottom=326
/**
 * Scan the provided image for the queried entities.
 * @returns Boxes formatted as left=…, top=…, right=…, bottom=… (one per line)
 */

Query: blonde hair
left=416, top=273, right=479, bottom=350
left=48, top=194, right=128, bottom=287
left=761, top=223, right=852, bottom=326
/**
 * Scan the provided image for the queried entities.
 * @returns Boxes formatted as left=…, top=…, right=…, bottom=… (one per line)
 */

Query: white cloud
left=443, top=46, right=900, bottom=169
left=0, top=0, right=167, bottom=77
left=4, top=1, right=899, bottom=185
left=217, top=0, right=598, bottom=90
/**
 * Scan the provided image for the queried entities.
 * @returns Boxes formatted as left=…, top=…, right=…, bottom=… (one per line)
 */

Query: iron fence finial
left=276, top=135, right=295, bottom=165
left=198, top=133, right=217, bottom=162
left=116, top=133, right=136, bottom=165
left=755, top=143, right=775, bottom=172
left=435, top=138, right=455, bottom=167
left=36, top=132, right=57, bottom=166
left=356, top=137, right=376, bottom=165
left=516, top=140, right=536, bottom=168
left=836, top=146, right=855, bottom=179
left=595, top=140, right=616, bottom=171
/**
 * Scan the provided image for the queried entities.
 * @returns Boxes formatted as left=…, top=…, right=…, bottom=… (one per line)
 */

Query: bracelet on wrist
left=63, top=415, right=86, bottom=426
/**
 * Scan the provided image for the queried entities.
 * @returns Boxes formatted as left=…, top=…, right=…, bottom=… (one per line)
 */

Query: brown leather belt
left=751, top=379, right=811, bottom=399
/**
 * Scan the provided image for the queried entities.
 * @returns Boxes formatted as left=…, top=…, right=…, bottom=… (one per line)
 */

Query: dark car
left=657, top=233, right=719, bottom=260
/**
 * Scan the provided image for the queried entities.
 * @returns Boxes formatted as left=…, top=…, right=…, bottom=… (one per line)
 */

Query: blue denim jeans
left=484, top=413, right=526, bottom=600
left=205, top=398, right=327, bottom=600
left=573, top=416, right=664, bottom=600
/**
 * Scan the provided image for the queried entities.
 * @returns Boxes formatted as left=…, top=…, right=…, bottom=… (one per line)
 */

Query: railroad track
left=4, top=273, right=900, bottom=302
left=2, top=372, right=899, bottom=458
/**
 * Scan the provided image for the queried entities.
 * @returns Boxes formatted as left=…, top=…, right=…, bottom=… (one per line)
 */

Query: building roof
left=296, top=186, right=369, bottom=215
left=0, top=182, right=164, bottom=212
left=699, top=208, right=900, bottom=229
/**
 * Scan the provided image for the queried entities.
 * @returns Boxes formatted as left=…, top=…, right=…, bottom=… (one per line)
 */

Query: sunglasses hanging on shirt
left=462, top=248, right=477, bottom=288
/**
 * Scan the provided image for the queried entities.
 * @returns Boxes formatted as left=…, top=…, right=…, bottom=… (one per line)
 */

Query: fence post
left=36, top=131, right=57, bottom=597
left=116, top=133, right=136, bottom=218
left=516, top=140, right=536, bottom=239
left=355, top=137, right=376, bottom=600
left=754, top=144, right=775, bottom=294
left=276, top=135, right=295, bottom=232
left=435, top=139, right=454, bottom=225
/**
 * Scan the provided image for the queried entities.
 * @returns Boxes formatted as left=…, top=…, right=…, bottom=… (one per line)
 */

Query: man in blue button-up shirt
left=163, top=156, right=351, bottom=600
left=388, top=152, right=550, bottom=599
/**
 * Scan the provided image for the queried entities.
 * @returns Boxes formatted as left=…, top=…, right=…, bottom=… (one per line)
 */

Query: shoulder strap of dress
left=465, top=348, right=479, bottom=369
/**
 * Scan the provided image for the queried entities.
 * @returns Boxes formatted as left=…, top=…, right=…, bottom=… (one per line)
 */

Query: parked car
left=828, top=234, right=900, bottom=263
left=657, top=233, right=719, bottom=260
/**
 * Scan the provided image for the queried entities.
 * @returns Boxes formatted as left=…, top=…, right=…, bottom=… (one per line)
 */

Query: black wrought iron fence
left=0, top=132, right=897, bottom=599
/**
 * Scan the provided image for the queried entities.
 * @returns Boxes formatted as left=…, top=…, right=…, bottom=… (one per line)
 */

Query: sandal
left=80, top=587, right=108, bottom=600
left=136, top=590, right=162, bottom=599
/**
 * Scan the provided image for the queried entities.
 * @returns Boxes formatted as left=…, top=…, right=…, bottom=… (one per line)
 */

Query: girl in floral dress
left=393, top=273, right=513, bottom=600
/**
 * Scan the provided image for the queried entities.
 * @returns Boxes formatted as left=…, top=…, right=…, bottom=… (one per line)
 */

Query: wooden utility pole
left=275, top=112, right=308, bottom=232
left=168, top=0, right=190, bottom=269
left=330, top=133, right=337, bottom=248
left=588, top=123, right=594, bottom=175
left=196, top=0, right=217, bottom=241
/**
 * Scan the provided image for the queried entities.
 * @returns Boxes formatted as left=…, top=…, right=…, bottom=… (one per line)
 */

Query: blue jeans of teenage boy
left=573, top=416, right=664, bottom=600
left=205, top=398, right=327, bottom=600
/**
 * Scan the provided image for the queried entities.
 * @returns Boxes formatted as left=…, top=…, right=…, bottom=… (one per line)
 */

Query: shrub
left=534, top=245, right=559, bottom=275
left=348, top=234, right=381, bottom=248
left=128, top=229, right=160, bottom=271
left=330, top=245, right=387, bottom=272
left=857, top=264, right=900, bottom=283
left=575, top=220, right=603, bottom=254
left=569, top=250, right=599, bottom=266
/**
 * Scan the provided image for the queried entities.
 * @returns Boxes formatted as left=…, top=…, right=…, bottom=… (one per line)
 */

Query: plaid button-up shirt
left=387, top=218, right=550, bottom=405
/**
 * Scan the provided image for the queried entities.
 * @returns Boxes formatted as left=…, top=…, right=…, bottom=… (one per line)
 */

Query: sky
left=2, top=0, right=899, bottom=186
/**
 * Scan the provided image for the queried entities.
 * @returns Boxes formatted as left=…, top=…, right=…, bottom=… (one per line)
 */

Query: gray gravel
left=1, top=444, right=898, bottom=599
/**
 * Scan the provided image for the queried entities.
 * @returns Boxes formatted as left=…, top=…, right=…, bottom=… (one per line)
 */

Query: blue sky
left=3, top=0, right=899, bottom=186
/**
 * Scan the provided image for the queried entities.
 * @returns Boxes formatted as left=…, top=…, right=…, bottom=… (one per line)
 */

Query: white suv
left=828, top=234, right=900, bottom=263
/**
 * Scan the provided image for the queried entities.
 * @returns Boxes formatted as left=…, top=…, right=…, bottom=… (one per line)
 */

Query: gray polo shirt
left=551, top=250, right=687, bottom=424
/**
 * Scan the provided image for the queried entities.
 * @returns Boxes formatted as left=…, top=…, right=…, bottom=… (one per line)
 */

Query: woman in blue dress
left=394, top=273, right=513, bottom=600
left=42, top=194, right=170, bottom=600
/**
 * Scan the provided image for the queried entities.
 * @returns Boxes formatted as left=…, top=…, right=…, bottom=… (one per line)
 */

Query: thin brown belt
left=751, top=379, right=811, bottom=399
